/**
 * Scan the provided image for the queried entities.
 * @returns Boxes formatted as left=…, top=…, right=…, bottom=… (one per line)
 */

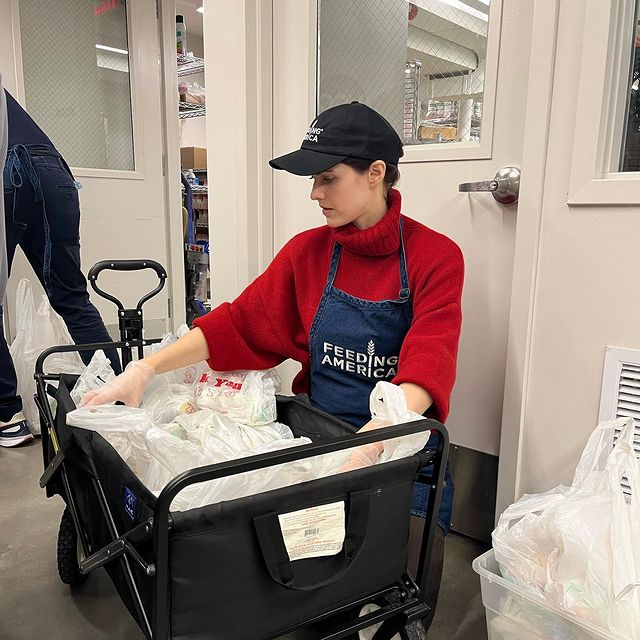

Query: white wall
left=203, top=0, right=273, bottom=307
left=508, top=0, right=640, bottom=496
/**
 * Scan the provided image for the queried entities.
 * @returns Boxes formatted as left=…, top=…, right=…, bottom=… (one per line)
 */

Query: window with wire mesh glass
left=621, top=5, right=640, bottom=171
left=317, top=0, right=490, bottom=147
left=18, top=0, right=134, bottom=170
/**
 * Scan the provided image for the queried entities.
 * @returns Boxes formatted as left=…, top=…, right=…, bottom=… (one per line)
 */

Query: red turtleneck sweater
left=194, top=189, right=464, bottom=422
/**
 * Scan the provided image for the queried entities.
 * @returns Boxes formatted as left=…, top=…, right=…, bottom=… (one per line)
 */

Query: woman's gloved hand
left=80, top=360, right=156, bottom=408
left=339, top=419, right=386, bottom=472
left=339, top=442, right=383, bottom=472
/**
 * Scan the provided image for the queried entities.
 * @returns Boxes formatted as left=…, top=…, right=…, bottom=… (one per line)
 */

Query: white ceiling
left=408, top=0, right=489, bottom=76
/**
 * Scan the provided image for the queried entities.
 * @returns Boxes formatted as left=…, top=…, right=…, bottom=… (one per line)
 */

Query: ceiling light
left=197, top=6, right=203, bottom=13
left=437, top=0, right=488, bottom=21
left=95, top=44, right=128, bottom=55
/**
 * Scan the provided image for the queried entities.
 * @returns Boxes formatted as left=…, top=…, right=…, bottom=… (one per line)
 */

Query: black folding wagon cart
left=34, top=260, right=450, bottom=640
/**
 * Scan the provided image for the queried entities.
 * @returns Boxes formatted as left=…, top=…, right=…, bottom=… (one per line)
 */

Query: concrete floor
left=0, top=439, right=489, bottom=640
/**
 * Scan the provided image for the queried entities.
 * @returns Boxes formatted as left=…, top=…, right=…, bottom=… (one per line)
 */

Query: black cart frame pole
left=151, top=419, right=446, bottom=639
left=415, top=425, right=449, bottom=599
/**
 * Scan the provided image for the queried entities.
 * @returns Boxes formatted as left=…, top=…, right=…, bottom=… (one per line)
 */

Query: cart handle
left=254, top=489, right=370, bottom=591
left=88, top=259, right=167, bottom=312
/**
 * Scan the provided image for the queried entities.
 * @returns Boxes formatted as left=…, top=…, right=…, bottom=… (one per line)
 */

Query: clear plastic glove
left=339, top=442, right=383, bottom=473
left=80, top=361, right=156, bottom=408
left=338, top=418, right=386, bottom=473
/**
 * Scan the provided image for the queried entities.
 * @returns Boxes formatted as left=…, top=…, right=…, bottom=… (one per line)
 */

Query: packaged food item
left=176, top=14, right=187, bottom=55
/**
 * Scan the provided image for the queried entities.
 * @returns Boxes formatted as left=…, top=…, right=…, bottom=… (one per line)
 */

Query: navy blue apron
left=308, top=219, right=454, bottom=533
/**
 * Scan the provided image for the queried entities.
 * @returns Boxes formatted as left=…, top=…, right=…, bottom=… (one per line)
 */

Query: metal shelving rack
left=404, top=59, right=422, bottom=144
left=178, top=51, right=209, bottom=320
left=185, top=184, right=208, bottom=194
left=178, top=103, right=206, bottom=119
left=177, top=53, right=205, bottom=77
left=178, top=53, right=206, bottom=118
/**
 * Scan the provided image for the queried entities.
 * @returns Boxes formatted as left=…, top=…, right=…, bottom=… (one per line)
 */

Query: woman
left=83, top=101, right=464, bottom=628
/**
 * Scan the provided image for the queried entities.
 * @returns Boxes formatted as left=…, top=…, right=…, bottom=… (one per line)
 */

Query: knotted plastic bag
left=194, top=368, right=281, bottom=425
left=493, top=417, right=640, bottom=637
left=368, top=381, right=431, bottom=462
left=70, top=350, right=116, bottom=406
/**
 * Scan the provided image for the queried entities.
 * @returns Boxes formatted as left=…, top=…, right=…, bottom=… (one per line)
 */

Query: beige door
left=1, top=0, right=178, bottom=339
left=271, top=0, right=533, bottom=535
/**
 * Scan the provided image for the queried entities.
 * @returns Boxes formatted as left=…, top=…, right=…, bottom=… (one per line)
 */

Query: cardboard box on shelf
left=181, top=147, right=207, bottom=169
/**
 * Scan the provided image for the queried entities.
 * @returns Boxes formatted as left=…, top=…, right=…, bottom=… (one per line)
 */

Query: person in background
left=82, top=101, right=464, bottom=629
left=0, top=80, right=8, bottom=323
left=0, top=84, right=119, bottom=447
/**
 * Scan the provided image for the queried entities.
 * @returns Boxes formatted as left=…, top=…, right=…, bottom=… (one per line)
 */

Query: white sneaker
left=0, top=412, right=34, bottom=447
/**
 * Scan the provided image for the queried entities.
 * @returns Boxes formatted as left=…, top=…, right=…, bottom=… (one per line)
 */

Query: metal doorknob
left=458, top=166, right=521, bottom=205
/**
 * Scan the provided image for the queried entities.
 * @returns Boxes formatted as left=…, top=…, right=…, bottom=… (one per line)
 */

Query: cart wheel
left=359, top=604, right=427, bottom=640
left=57, top=508, right=87, bottom=585
left=400, top=620, right=427, bottom=640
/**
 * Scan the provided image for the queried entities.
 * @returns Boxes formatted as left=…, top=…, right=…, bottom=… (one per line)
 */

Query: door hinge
left=167, top=298, right=172, bottom=319
left=161, top=154, right=167, bottom=177
left=155, top=0, right=160, bottom=20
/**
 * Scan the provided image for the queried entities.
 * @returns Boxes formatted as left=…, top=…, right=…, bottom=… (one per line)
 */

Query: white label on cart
left=278, top=502, right=345, bottom=561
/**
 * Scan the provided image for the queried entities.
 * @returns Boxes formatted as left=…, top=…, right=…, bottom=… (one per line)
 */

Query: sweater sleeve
left=393, top=242, right=464, bottom=423
left=193, top=238, right=304, bottom=371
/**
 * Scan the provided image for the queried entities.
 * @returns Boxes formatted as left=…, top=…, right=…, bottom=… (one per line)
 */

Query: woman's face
left=309, top=162, right=385, bottom=229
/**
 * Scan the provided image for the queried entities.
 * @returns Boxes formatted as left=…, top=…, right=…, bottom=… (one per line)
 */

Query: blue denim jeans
left=1, top=144, right=120, bottom=422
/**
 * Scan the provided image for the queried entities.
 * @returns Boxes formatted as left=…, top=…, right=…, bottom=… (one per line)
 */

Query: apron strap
left=398, top=217, right=410, bottom=301
left=6, top=145, right=53, bottom=296
left=325, top=241, right=341, bottom=289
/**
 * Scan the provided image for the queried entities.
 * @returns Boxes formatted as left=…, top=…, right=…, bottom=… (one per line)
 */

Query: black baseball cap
left=269, top=101, right=403, bottom=176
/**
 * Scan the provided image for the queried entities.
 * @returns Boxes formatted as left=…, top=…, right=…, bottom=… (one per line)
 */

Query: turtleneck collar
left=331, top=188, right=402, bottom=256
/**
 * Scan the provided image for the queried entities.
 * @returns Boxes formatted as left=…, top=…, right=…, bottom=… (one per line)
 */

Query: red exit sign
left=94, top=0, right=119, bottom=16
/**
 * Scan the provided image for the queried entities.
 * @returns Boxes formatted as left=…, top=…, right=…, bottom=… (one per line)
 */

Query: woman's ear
left=368, top=160, right=386, bottom=187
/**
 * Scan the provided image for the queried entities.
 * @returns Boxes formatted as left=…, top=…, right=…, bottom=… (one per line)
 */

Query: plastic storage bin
left=472, top=549, right=623, bottom=640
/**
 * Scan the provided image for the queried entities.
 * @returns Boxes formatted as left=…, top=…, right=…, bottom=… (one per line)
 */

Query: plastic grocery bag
left=66, top=405, right=157, bottom=480
left=368, top=381, right=431, bottom=462
left=194, top=368, right=281, bottom=425
left=493, top=417, right=640, bottom=638
left=144, top=410, right=310, bottom=510
left=70, top=350, right=116, bottom=406
left=142, top=382, right=198, bottom=424
left=9, top=279, right=84, bottom=432
left=66, top=405, right=156, bottom=433
left=66, top=378, right=435, bottom=512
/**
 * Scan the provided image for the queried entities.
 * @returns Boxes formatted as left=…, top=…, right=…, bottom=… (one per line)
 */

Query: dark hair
left=341, top=157, right=400, bottom=192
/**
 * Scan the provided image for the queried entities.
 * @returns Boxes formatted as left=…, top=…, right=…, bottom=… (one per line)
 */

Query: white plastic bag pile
left=9, top=279, right=85, bottom=432
left=492, top=417, right=640, bottom=638
left=67, top=330, right=430, bottom=511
